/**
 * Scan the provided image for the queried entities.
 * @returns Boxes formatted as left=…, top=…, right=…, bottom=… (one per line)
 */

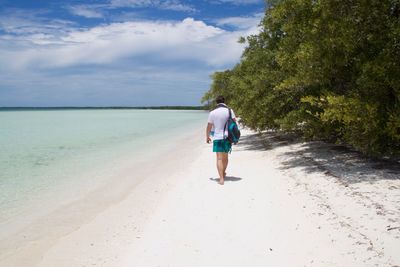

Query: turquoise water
left=0, top=109, right=206, bottom=235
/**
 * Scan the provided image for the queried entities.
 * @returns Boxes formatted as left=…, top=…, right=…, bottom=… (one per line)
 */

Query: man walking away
left=206, top=96, right=236, bottom=185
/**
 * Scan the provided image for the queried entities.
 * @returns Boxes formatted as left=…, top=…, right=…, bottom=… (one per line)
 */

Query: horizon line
left=0, top=106, right=207, bottom=110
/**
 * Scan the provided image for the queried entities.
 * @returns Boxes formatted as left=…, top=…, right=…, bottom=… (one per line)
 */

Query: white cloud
left=109, top=0, right=196, bottom=12
left=0, top=9, right=75, bottom=36
left=0, top=17, right=260, bottom=70
left=214, top=13, right=263, bottom=29
left=110, top=11, right=142, bottom=22
left=0, top=63, right=212, bottom=106
left=67, top=5, right=104, bottom=18
left=159, top=0, right=197, bottom=12
left=111, top=0, right=152, bottom=6
left=210, top=0, right=262, bottom=5
left=0, top=7, right=264, bottom=106
left=66, top=0, right=196, bottom=20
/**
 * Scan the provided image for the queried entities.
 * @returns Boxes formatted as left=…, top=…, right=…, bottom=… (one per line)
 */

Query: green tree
left=203, top=0, right=400, bottom=157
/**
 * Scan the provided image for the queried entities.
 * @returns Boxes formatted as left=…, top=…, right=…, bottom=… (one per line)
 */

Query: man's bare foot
left=219, top=179, right=224, bottom=185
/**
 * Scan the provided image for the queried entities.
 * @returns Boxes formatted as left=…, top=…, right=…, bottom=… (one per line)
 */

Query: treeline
left=202, top=0, right=400, bottom=157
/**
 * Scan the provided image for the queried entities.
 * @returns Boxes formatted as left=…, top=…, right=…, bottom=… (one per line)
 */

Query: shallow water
left=0, top=109, right=206, bottom=237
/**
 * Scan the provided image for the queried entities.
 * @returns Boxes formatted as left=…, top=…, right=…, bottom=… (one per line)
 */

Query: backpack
left=223, top=108, right=241, bottom=144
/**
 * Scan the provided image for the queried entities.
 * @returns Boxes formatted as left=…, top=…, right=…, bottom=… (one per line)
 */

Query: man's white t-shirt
left=207, top=104, right=236, bottom=140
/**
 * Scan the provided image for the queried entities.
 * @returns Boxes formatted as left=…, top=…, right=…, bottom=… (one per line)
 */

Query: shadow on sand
left=239, top=130, right=400, bottom=185
left=237, top=131, right=301, bottom=151
left=278, top=141, right=400, bottom=185
left=209, top=176, right=243, bottom=183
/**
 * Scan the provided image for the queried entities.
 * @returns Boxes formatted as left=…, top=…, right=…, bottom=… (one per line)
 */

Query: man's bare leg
left=216, top=152, right=225, bottom=185
left=222, top=153, right=228, bottom=178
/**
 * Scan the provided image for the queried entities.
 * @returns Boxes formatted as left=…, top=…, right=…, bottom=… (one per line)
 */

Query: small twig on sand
left=387, top=226, right=400, bottom=231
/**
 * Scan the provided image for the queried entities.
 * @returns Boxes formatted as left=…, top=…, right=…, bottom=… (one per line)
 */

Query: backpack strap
left=216, top=103, right=227, bottom=109
left=223, top=108, right=232, bottom=140
left=214, top=104, right=232, bottom=139
left=223, top=118, right=227, bottom=139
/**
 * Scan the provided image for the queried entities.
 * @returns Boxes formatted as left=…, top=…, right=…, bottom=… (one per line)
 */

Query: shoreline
left=0, top=124, right=205, bottom=266
left=0, top=110, right=206, bottom=242
left=1, top=128, right=399, bottom=266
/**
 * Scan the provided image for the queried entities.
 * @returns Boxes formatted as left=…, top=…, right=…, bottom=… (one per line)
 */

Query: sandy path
left=34, top=129, right=400, bottom=266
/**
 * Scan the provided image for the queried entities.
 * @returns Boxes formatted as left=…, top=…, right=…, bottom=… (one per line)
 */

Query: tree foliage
left=202, top=0, right=400, bottom=157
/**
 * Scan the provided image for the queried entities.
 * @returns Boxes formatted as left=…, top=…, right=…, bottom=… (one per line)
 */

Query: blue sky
left=0, top=0, right=265, bottom=106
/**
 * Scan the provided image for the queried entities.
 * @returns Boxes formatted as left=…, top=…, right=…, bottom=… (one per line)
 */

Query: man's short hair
left=216, top=96, right=225, bottom=104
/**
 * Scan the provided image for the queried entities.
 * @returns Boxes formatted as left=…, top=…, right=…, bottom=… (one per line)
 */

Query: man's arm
left=231, top=109, right=237, bottom=122
left=206, top=123, right=213, bottom=144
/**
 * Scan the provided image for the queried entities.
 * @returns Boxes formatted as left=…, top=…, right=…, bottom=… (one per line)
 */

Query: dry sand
left=2, top=129, right=400, bottom=266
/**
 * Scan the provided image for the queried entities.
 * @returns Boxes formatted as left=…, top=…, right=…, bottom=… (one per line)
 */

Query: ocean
left=0, top=109, right=207, bottom=239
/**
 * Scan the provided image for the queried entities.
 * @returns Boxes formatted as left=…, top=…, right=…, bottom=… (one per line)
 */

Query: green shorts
left=213, top=139, right=232, bottom=153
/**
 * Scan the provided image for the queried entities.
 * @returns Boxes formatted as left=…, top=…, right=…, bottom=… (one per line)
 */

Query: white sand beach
left=1, top=129, right=399, bottom=266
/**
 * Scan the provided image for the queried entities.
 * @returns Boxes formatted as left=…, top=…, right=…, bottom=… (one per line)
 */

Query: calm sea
left=0, top=109, right=206, bottom=238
